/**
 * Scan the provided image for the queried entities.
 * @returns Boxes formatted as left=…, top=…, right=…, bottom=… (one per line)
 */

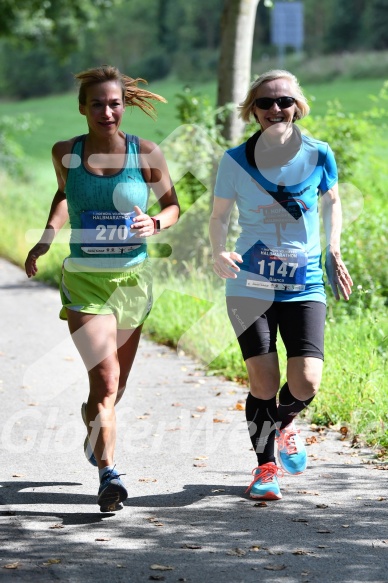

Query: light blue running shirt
left=65, top=133, right=149, bottom=270
left=214, top=133, right=338, bottom=303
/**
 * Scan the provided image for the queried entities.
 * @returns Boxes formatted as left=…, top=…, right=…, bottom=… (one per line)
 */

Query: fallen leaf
left=43, top=558, right=62, bottom=565
left=95, top=538, right=111, bottom=541
left=377, top=497, right=387, bottom=501
left=3, top=563, right=19, bottom=569
left=297, top=490, right=320, bottom=496
left=194, top=455, right=208, bottom=460
left=234, top=402, right=245, bottom=411
left=213, top=418, right=230, bottom=424
left=172, top=403, right=184, bottom=407
left=340, top=426, right=348, bottom=435
left=254, top=501, right=268, bottom=508
left=317, top=545, right=329, bottom=548
left=63, top=356, right=74, bottom=361
left=12, top=474, right=24, bottom=478
left=211, top=488, right=225, bottom=493
left=316, top=504, right=329, bottom=509
left=227, top=548, right=246, bottom=556
left=264, top=564, right=286, bottom=571
left=193, top=463, right=207, bottom=467
left=305, top=436, right=317, bottom=445
left=139, top=478, right=157, bottom=483
left=317, top=529, right=331, bottom=534
left=292, top=549, right=312, bottom=555
left=150, top=564, right=174, bottom=571
left=196, top=406, right=207, bottom=412
left=342, top=525, right=350, bottom=528
left=137, top=415, right=150, bottom=420
left=250, top=545, right=261, bottom=552
left=147, top=518, right=164, bottom=527
left=292, top=518, right=308, bottom=522
left=181, top=543, right=202, bottom=549
left=267, top=550, right=284, bottom=555
left=49, top=524, right=64, bottom=529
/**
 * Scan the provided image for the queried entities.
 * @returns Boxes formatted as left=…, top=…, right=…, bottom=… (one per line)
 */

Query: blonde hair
left=75, top=65, right=166, bottom=118
left=238, top=69, right=310, bottom=123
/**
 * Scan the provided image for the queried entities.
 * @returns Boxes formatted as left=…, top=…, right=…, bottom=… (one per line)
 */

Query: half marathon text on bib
left=80, top=210, right=141, bottom=254
left=246, top=243, right=307, bottom=291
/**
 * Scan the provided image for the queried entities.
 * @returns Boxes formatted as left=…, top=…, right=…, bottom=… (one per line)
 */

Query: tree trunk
left=217, top=0, right=260, bottom=143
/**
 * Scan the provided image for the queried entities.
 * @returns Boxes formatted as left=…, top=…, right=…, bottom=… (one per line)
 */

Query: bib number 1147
left=256, top=260, right=298, bottom=278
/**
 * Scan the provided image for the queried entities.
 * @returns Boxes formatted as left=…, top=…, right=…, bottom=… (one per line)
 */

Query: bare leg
left=67, top=312, right=143, bottom=468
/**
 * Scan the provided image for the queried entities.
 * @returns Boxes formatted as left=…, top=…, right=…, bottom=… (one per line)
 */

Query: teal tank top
left=65, top=133, right=149, bottom=269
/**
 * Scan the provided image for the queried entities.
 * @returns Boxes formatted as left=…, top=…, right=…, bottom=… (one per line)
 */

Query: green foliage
left=0, top=113, right=41, bottom=175
left=0, top=0, right=120, bottom=48
left=300, top=102, right=369, bottom=182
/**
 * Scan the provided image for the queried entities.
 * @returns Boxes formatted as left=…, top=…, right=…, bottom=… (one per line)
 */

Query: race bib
left=246, top=243, right=307, bottom=291
left=81, top=210, right=142, bottom=254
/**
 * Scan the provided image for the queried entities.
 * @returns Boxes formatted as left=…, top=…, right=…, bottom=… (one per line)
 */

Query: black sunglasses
left=255, top=96, right=296, bottom=110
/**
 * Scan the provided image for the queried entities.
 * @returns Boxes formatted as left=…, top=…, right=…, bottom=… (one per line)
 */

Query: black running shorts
left=226, top=297, right=326, bottom=361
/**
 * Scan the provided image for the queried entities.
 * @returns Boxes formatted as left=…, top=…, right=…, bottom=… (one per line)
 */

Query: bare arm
left=321, top=183, right=353, bottom=300
left=209, top=195, right=242, bottom=279
left=25, top=141, right=70, bottom=277
left=132, top=139, right=180, bottom=237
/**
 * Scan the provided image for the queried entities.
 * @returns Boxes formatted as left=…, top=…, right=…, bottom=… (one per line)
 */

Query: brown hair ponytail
left=75, top=65, right=166, bottom=118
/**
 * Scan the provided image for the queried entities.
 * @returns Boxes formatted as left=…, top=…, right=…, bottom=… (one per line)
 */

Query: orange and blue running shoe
left=276, top=420, right=307, bottom=475
left=245, top=462, right=283, bottom=500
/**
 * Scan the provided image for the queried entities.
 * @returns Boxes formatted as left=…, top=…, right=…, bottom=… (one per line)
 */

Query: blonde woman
left=210, top=70, right=352, bottom=500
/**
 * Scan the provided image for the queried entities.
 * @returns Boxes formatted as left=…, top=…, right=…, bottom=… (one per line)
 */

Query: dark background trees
left=1, top=0, right=388, bottom=100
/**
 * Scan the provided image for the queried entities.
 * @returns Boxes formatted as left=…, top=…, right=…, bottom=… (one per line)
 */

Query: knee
left=289, top=377, right=320, bottom=401
left=88, top=367, right=120, bottom=400
left=249, top=378, right=279, bottom=400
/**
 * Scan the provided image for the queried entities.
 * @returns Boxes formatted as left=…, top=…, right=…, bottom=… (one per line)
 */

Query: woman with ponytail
left=25, top=66, right=179, bottom=512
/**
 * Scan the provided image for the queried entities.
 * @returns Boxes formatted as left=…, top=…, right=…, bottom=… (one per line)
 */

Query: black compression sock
left=245, top=393, right=279, bottom=465
left=277, top=382, right=315, bottom=430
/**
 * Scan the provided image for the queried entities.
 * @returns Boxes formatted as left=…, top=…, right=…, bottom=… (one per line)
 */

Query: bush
left=0, top=113, right=41, bottom=176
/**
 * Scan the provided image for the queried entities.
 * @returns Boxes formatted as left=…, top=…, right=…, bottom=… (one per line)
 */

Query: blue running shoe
left=98, top=467, right=128, bottom=512
left=245, top=462, right=283, bottom=500
left=81, top=402, right=98, bottom=467
left=276, top=420, right=307, bottom=475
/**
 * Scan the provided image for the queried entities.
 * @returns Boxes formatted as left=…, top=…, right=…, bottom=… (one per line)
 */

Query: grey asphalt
left=0, top=257, right=387, bottom=583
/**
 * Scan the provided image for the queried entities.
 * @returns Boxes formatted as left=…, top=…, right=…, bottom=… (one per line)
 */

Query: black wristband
left=151, top=217, right=161, bottom=233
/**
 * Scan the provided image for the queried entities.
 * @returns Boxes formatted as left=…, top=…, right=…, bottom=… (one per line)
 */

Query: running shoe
left=98, top=467, right=128, bottom=512
left=245, top=462, right=283, bottom=500
left=81, top=402, right=98, bottom=467
left=276, top=420, right=307, bottom=475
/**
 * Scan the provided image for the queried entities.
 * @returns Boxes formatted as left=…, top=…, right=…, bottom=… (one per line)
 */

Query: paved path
left=0, top=258, right=387, bottom=583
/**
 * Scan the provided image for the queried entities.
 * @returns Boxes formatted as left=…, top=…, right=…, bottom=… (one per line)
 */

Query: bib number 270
left=95, top=224, right=130, bottom=241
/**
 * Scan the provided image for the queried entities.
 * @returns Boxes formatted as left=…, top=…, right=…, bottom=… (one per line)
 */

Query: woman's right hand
left=25, top=243, right=51, bottom=278
left=212, top=251, right=243, bottom=279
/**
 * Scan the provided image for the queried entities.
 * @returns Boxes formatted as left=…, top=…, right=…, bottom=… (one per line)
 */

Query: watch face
left=155, top=219, right=161, bottom=231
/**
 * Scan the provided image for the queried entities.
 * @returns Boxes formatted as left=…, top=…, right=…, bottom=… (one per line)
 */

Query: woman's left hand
left=325, top=249, right=353, bottom=301
left=131, top=205, right=155, bottom=237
